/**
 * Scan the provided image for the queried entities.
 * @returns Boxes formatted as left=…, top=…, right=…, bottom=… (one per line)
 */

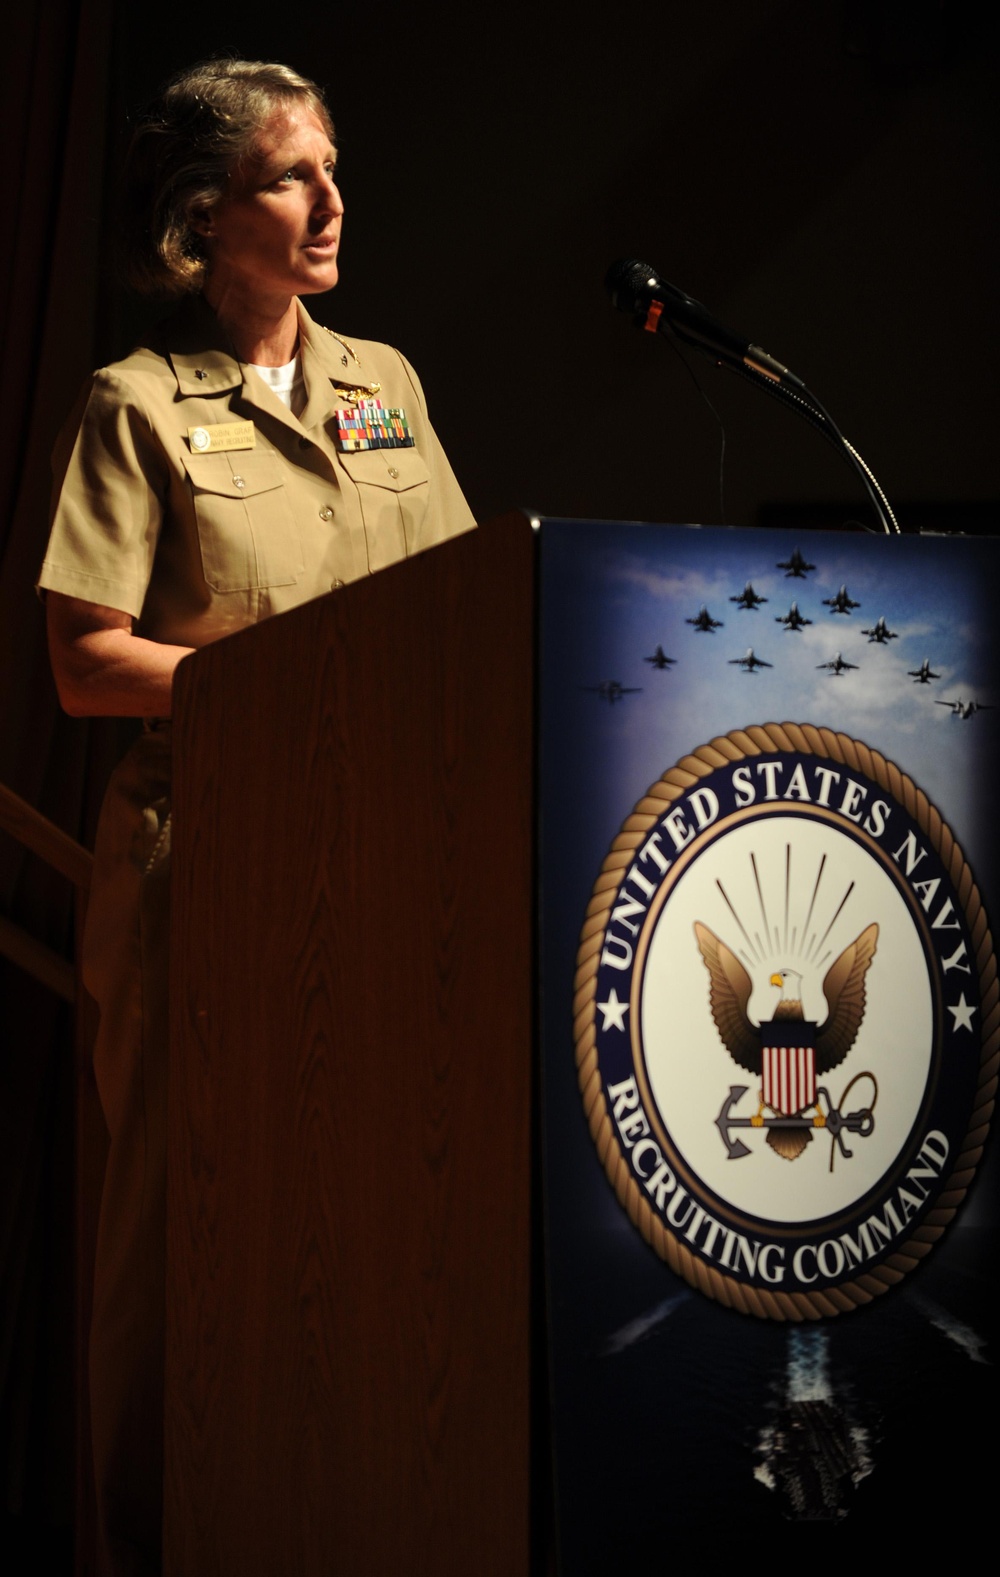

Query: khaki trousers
left=83, top=728, right=172, bottom=1577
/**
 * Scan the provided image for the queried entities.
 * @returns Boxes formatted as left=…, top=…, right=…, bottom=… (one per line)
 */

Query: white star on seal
left=948, top=993, right=977, bottom=1032
left=597, top=988, right=629, bottom=1032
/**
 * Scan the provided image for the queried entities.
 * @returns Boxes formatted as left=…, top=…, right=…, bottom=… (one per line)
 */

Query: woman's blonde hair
left=120, top=58, right=334, bottom=297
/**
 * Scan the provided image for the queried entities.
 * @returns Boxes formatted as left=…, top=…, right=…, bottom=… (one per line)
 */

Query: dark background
left=107, top=0, right=1000, bottom=531
left=1, top=0, right=997, bottom=1564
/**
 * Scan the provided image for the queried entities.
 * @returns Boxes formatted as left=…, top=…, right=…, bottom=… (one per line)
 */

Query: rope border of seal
left=572, top=722, right=1000, bottom=1321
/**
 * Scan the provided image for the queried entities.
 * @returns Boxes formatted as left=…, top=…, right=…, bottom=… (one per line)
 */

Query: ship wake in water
left=909, top=1292, right=991, bottom=1365
left=754, top=1328, right=874, bottom=1519
left=604, top=1292, right=691, bottom=1356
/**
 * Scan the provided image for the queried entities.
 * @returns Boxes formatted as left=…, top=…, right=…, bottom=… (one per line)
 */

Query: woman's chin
left=298, top=258, right=339, bottom=295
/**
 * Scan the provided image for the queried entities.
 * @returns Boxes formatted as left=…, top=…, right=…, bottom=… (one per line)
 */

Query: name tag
left=187, top=421, right=256, bottom=453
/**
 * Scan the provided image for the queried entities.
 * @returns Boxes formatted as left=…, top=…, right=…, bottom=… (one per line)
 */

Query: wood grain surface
left=165, top=515, right=535, bottom=1576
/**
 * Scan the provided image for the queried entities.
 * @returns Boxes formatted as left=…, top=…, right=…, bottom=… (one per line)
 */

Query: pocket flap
left=180, top=449, right=286, bottom=499
left=337, top=448, right=430, bottom=493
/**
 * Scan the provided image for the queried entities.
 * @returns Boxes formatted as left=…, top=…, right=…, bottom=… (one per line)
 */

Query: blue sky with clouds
left=539, top=520, right=998, bottom=871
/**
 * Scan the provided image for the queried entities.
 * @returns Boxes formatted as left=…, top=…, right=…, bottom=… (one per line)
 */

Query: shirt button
left=387, top=465, right=400, bottom=479
left=232, top=475, right=245, bottom=489
left=330, top=578, right=345, bottom=591
left=319, top=506, right=334, bottom=521
left=195, top=369, right=207, bottom=380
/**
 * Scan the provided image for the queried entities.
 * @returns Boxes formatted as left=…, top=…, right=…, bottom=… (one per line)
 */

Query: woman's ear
left=188, top=207, right=215, bottom=239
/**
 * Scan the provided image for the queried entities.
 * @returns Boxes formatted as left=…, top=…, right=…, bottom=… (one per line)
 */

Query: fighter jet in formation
left=583, top=681, right=641, bottom=704
left=936, top=698, right=993, bottom=719
left=687, top=606, right=724, bottom=632
left=644, top=646, right=676, bottom=670
left=909, top=659, right=940, bottom=684
left=729, top=649, right=773, bottom=672
left=817, top=653, right=859, bottom=676
left=776, top=548, right=816, bottom=578
left=775, top=602, right=812, bottom=632
left=731, top=582, right=768, bottom=611
left=861, top=616, right=898, bottom=644
left=823, top=585, right=861, bottom=615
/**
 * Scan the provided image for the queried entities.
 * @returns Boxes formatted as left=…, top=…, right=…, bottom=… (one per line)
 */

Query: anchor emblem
left=715, top=1080, right=877, bottom=1171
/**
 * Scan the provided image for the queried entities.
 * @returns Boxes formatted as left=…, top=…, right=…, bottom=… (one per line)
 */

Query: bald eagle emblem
left=695, top=921, right=879, bottom=1161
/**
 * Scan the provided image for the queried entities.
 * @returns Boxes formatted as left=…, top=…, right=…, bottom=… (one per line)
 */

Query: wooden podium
left=164, top=515, right=535, bottom=1576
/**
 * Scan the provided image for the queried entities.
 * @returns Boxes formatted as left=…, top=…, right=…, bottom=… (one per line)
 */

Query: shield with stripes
left=761, top=1020, right=818, bottom=1114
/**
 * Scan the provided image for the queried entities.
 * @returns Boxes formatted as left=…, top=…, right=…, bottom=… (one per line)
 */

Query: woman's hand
left=46, top=593, right=194, bottom=718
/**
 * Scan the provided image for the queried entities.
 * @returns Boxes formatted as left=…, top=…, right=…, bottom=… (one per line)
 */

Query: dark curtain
left=0, top=0, right=118, bottom=1558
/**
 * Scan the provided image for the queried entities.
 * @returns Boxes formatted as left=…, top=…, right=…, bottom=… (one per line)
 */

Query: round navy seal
left=574, top=724, right=997, bottom=1319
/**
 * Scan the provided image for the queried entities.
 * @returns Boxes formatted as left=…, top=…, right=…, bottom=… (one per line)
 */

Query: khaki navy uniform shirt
left=39, top=294, right=475, bottom=644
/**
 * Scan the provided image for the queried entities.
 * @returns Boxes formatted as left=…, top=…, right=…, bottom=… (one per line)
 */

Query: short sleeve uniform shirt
left=39, top=294, right=475, bottom=643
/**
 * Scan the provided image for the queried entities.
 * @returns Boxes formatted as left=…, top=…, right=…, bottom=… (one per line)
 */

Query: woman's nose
left=316, top=176, right=343, bottom=216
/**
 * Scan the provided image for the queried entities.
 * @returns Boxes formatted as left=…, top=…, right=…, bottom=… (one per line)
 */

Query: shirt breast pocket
left=337, top=448, right=431, bottom=571
left=181, top=450, right=304, bottom=591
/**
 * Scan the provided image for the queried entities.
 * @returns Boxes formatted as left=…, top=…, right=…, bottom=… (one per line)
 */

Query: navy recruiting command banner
left=537, top=520, right=999, bottom=1558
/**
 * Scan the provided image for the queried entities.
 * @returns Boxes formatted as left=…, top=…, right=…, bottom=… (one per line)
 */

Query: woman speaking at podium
left=38, top=58, right=474, bottom=1575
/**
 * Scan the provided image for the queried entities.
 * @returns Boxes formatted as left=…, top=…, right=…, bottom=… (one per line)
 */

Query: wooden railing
left=0, top=781, right=92, bottom=1001
left=2, top=778, right=104, bottom=1576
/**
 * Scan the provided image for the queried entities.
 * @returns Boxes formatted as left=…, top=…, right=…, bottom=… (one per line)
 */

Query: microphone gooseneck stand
left=606, top=259, right=900, bottom=537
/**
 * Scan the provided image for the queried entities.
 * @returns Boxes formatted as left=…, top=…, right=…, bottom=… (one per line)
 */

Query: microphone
left=605, top=259, right=899, bottom=534
left=605, top=259, right=803, bottom=389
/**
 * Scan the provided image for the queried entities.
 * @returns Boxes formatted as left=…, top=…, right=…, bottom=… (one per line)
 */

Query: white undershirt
left=249, top=355, right=306, bottom=416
